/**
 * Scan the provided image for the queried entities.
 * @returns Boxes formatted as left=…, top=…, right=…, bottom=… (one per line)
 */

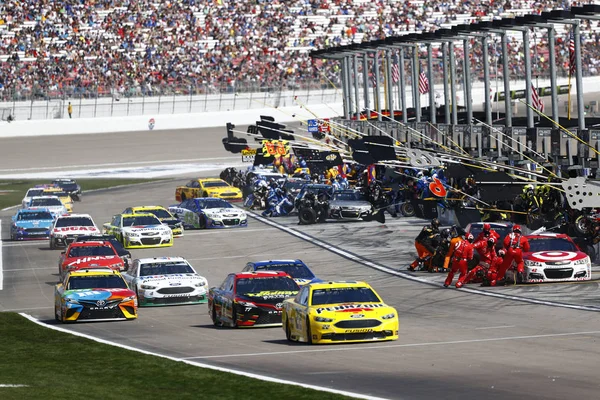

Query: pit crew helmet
left=513, top=225, right=522, bottom=233
left=466, top=233, right=474, bottom=243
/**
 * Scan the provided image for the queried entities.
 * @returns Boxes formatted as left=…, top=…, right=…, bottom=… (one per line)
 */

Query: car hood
left=65, top=256, right=122, bottom=268
left=159, top=218, right=180, bottom=225
left=63, top=288, right=135, bottom=301
left=206, top=187, right=240, bottom=193
left=138, top=274, right=204, bottom=285
left=53, top=226, right=100, bottom=233
left=312, top=302, right=394, bottom=317
left=204, top=208, right=246, bottom=216
left=238, top=290, right=298, bottom=306
left=525, top=250, right=588, bottom=263
left=329, top=200, right=372, bottom=208
left=14, top=220, right=53, bottom=228
left=122, top=225, right=170, bottom=233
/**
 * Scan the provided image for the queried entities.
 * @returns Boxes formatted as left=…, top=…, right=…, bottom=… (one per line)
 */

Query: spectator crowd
left=0, top=0, right=598, bottom=100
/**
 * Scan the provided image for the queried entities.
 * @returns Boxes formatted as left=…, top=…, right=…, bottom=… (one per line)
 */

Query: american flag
left=569, top=36, right=576, bottom=76
left=531, top=84, right=544, bottom=113
left=391, top=62, right=400, bottom=84
left=418, top=71, right=429, bottom=94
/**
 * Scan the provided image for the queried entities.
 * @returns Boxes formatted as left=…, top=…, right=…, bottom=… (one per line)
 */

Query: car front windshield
left=528, top=238, right=578, bottom=252
left=236, top=277, right=299, bottom=295
left=140, top=262, right=195, bottom=276
left=199, top=199, right=232, bottom=209
left=123, top=216, right=161, bottom=226
left=333, top=191, right=366, bottom=201
left=256, top=264, right=315, bottom=279
left=469, top=224, right=513, bottom=238
left=142, top=209, right=172, bottom=219
left=68, top=245, right=116, bottom=257
left=44, top=191, right=70, bottom=198
left=26, top=189, right=44, bottom=197
left=311, top=287, right=381, bottom=306
left=67, top=275, right=128, bottom=290
left=56, top=217, right=94, bottom=227
left=31, top=198, right=62, bottom=207
left=203, top=181, right=229, bottom=188
left=18, top=212, right=53, bottom=221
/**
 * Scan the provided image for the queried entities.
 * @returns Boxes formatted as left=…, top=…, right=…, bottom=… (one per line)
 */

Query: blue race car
left=168, top=198, right=248, bottom=229
left=242, top=259, right=320, bottom=286
left=11, top=208, right=55, bottom=241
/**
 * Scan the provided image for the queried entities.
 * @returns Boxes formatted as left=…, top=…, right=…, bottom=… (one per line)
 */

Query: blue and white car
left=169, top=198, right=248, bottom=229
left=242, top=259, right=320, bottom=286
left=26, top=196, right=68, bottom=217
left=10, top=208, right=55, bottom=241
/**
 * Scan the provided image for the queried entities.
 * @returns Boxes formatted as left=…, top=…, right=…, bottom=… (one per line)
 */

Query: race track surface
left=2, top=126, right=600, bottom=400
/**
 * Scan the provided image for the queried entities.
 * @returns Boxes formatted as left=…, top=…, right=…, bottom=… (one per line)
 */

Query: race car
left=54, top=269, right=138, bottom=323
left=505, top=233, right=592, bottom=284
left=58, top=240, right=125, bottom=280
left=42, top=187, right=74, bottom=213
left=10, top=208, right=54, bottom=241
left=242, top=260, right=319, bottom=286
left=175, top=178, right=243, bottom=202
left=122, top=257, right=208, bottom=306
left=52, top=178, right=82, bottom=201
left=208, top=271, right=299, bottom=328
left=102, top=213, right=173, bottom=249
left=74, top=235, right=132, bottom=270
left=122, top=206, right=183, bottom=237
left=169, top=198, right=248, bottom=229
left=327, top=190, right=373, bottom=220
left=25, top=196, right=68, bottom=217
left=282, top=281, right=399, bottom=344
left=49, top=213, right=100, bottom=249
left=21, top=187, right=47, bottom=209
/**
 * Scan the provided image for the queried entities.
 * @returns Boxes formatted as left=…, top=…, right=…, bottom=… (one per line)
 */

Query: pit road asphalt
left=1, top=127, right=600, bottom=400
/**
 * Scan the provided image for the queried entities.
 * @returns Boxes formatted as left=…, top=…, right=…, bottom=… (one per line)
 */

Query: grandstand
left=0, top=0, right=598, bottom=102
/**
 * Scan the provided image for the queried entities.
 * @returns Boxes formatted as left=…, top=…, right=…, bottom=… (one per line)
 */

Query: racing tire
left=203, top=191, right=209, bottom=198
left=285, top=319, right=293, bottom=342
left=211, top=304, right=221, bottom=327
left=298, top=208, right=317, bottom=225
left=50, top=238, right=56, bottom=250
left=305, top=317, right=313, bottom=344
left=54, top=306, right=60, bottom=323
left=400, top=202, right=416, bottom=217
left=231, top=308, right=238, bottom=328
left=199, top=215, right=207, bottom=229
left=575, top=215, right=591, bottom=236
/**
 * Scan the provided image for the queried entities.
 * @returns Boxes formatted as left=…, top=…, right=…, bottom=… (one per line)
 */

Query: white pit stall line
left=20, top=313, right=389, bottom=400
left=242, top=209, right=600, bottom=313
left=183, top=330, right=600, bottom=360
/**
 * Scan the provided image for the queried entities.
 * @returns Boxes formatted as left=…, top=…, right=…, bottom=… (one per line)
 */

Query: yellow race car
left=123, top=206, right=184, bottom=237
left=42, top=187, right=74, bottom=213
left=175, top=178, right=242, bottom=202
left=282, top=281, right=399, bottom=344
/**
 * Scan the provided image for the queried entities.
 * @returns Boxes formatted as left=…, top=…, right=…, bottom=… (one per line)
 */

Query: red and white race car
left=58, top=240, right=125, bottom=280
left=506, top=233, right=592, bottom=283
left=49, top=213, right=100, bottom=249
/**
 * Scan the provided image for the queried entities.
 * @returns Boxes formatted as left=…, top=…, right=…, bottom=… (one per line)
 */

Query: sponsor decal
left=261, top=140, right=290, bottom=157
left=148, top=118, right=155, bottom=130
left=345, top=329, right=373, bottom=333
left=350, top=314, right=365, bottom=318
left=54, top=226, right=97, bottom=232
left=315, top=303, right=384, bottom=314
left=245, top=290, right=297, bottom=297
left=530, top=251, right=578, bottom=261
left=241, top=148, right=256, bottom=163
left=67, top=256, right=117, bottom=266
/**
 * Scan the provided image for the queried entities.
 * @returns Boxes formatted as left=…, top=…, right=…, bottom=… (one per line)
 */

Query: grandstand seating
left=0, top=0, right=597, bottom=98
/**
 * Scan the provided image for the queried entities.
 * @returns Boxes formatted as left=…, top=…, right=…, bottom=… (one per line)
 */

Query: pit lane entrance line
left=182, top=330, right=600, bottom=360
left=244, top=211, right=600, bottom=313
left=20, top=313, right=389, bottom=400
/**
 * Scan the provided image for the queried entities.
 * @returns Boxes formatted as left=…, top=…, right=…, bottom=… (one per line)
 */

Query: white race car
left=169, top=198, right=248, bottom=229
left=122, top=257, right=208, bottom=306
left=506, top=233, right=592, bottom=283
left=21, top=187, right=46, bottom=209
left=26, top=195, right=68, bottom=217
left=49, top=213, right=100, bottom=249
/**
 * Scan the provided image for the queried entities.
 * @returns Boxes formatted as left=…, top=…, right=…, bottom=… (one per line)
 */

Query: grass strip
left=0, top=313, right=352, bottom=400
left=0, top=179, right=165, bottom=210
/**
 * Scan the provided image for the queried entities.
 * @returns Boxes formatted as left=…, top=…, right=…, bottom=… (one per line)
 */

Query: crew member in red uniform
left=491, top=225, right=530, bottom=286
left=484, top=249, right=506, bottom=285
left=465, top=237, right=497, bottom=284
left=444, top=233, right=474, bottom=288
left=475, top=223, right=500, bottom=244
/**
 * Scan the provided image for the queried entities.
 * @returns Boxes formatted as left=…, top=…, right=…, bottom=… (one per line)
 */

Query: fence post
left=249, top=90, right=253, bottom=109
left=46, top=97, right=49, bottom=119
left=232, top=87, right=236, bottom=110
left=111, top=90, right=114, bottom=116
left=158, top=92, right=161, bottom=114
left=127, top=97, right=130, bottom=116
left=94, top=87, right=98, bottom=117
left=189, top=85, right=193, bottom=113
left=29, top=100, right=33, bottom=120
left=142, top=90, right=145, bottom=114
left=204, top=84, right=208, bottom=112
left=172, top=93, right=176, bottom=114
left=218, top=85, right=223, bottom=111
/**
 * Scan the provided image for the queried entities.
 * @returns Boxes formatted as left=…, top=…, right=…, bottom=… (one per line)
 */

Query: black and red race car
left=208, top=271, right=299, bottom=328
